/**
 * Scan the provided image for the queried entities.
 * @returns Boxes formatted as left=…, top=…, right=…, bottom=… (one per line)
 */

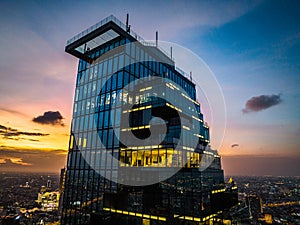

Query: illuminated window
left=142, top=219, right=150, bottom=225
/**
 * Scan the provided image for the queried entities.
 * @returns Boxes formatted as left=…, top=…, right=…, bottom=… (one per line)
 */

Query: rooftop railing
left=66, top=15, right=172, bottom=60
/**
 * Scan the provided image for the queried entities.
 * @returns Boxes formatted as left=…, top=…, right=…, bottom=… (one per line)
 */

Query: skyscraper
left=61, top=15, right=237, bottom=225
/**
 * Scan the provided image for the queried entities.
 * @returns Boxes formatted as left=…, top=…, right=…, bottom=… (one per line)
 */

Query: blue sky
left=0, top=0, right=299, bottom=175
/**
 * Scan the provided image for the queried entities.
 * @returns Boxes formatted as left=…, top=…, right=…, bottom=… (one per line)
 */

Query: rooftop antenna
left=190, top=71, right=193, bottom=81
left=170, top=46, right=173, bottom=60
left=126, top=13, right=130, bottom=32
left=156, top=31, right=158, bottom=47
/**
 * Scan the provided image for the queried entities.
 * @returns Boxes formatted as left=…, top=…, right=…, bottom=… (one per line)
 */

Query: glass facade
left=61, top=15, right=237, bottom=225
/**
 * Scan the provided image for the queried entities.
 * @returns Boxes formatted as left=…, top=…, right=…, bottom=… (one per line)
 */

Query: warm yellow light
left=166, top=102, right=182, bottom=112
left=181, top=93, right=200, bottom=105
left=103, top=207, right=167, bottom=221
left=123, top=105, right=152, bottom=114
left=212, top=188, right=226, bottom=194
left=70, top=135, right=74, bottom=149
left=140, top=86, right=152, bottom=92
left=121, top=125, right=151, bottom=132
left=182, top=125, right=190, bottom=130
left=194, top=133, right=204, bottom=138
left=192, top=115, right=202, bottom=122
left=82, top=138, right=87, bottom=148
left=158, top=217, right=166, bottom=221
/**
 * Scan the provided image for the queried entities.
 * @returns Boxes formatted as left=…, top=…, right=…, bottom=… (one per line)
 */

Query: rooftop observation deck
left=65, top=15, right=173, bottom=64
left=65, top=15, right=197, bottom=84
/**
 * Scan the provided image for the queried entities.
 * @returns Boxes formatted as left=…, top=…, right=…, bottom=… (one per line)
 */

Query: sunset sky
left=0, top=0, right=299, bottom=175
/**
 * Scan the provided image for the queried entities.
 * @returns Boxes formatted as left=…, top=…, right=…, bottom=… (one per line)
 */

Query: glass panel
left=115, top=107, right=121, bottom=126
left=117, top=71, right=123, bottom=88
left=98, top=111, right=104, bottom=129
left=119, top=54, right=124, bottom=69
left=104, top=111, right=109, bottom=128
left=98, top=63, right=103, bottom=77
left=113, top=56, right=118, bottom=74
left=103, top=60, right=107, bottom=76
left=107, top=58, right=112, bottom=75
left=112, top=74, right=117, bottom=90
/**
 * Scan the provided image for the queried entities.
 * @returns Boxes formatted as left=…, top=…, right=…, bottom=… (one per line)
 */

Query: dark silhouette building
left=61, top=15, right=237, bottom=225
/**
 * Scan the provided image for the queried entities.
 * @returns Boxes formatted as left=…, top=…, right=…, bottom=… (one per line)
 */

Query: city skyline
left=0, top=0, right=299, bottom=176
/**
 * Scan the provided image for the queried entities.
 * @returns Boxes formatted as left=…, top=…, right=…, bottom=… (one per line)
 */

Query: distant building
left=59, top=167, right=66, bottom=193
left=47, top=180, right=51, bottom=189
left=58, top=167, right=66, bottom=214
left=24, top=182, right=30, bottom=188
left=246, top=194, right=263, bottom=220
left=37, top=191, right=60, bottom=211
left=61, top=15, right=238, bottom=225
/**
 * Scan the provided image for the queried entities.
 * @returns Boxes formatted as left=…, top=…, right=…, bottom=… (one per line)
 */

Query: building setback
left=61, top=15, right=237, bottom=225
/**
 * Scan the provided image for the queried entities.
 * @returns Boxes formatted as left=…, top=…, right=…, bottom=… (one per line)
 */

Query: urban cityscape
left=0, top=1, right=299, bottom=225
left=0, top=173, right=299, bottom=224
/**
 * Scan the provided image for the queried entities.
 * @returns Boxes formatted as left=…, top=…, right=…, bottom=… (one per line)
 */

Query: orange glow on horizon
left=0, top=109, right=71, bottom=151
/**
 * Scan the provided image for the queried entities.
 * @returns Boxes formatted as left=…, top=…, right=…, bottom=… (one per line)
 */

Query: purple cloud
left=231, top=143, right=239, bottom=148
left=242, top=94, right=282, bottom=113
left=33, top=111, right=64, bottom=126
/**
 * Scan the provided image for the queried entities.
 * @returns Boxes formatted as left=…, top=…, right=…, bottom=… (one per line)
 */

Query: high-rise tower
left=61, top=15, right=237, bottom=225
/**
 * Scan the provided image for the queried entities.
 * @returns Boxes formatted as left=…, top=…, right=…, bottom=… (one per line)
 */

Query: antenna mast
left=126, top=13, right=130, bottom=32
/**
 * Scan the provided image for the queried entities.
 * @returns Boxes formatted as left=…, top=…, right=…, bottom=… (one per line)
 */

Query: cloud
left=0, top=124, right=17, bottom=132
left=33, top=111, right=64, bottom=126
left=0, top=157, right=32, bottom=166
left=231, top=143, right=239, bottom=148
left=242, top=94, right=282, bottom=113
left=0, top=124, right=49, bottom=140
left=2, top=137, right=40, bottom=142
left=28, top=139, right=39, bottom=142
left=3, top=131, right=48, bottom=137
